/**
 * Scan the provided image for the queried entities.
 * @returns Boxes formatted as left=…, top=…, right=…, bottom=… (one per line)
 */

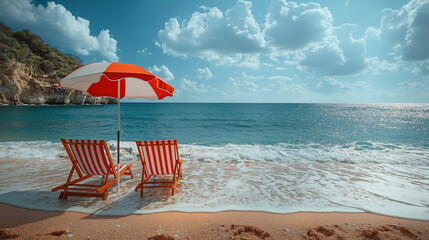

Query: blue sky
left=1, top=0, right=429, bottom=103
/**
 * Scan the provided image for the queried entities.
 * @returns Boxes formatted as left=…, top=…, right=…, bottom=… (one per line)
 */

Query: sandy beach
left=1, top=203, right=428, bottom=240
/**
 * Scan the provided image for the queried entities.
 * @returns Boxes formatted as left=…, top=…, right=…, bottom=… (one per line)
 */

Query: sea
left=0, top=103, right=428, bottom=219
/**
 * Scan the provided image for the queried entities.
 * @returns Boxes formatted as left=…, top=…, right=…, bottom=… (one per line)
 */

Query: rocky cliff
left=0, top=22, right=115, bottom=105
left=0, top=59, right=115, bottom=105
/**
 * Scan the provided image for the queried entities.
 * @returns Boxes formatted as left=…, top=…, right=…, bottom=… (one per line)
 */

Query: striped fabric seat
left=65, top=139, right=129, bottom=176
left=51, top=139, right=133, bottom=200
left=140, top=140, right=178, bottom=175
left=113, top=164, right=127, bottom=174
left=67, top=139, right=110, bottom=175
left=135, top=140, right=182, bottom=198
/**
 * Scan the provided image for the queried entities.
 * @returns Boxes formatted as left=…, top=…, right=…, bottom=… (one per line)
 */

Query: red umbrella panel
left=60, top=62, right=174, bottom=100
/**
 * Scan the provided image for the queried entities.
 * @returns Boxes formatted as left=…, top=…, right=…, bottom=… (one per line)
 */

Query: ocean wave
left=0, top=140, right=427, bottom=165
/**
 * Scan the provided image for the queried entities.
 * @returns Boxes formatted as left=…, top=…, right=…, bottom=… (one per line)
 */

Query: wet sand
left=1, top=203, right=428, bottom=239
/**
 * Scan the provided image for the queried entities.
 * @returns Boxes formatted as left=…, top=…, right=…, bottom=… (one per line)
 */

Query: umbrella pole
left=117, top=80, right=121, bottom=193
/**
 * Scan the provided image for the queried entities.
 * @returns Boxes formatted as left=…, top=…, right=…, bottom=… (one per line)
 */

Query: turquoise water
left=1, top=103, right=428, bottom=145
left=1, top=103, right=428, bottom=218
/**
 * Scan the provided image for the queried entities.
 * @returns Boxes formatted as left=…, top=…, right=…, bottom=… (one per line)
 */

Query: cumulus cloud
left=148, top=65, right=174, bottom=82
left=180, top=78, right=208, bottom=92
left=378, top=0, right=429, bottom=61
left=264, top=0, right=333, bottom=50
left=263, top=0, right=370, bottom=76
left=371, top=0, right=429, bottom=76
left=156, top=0, right=370, bottom=76
left=196, top=67, right=213, bottom=80
left=0, top=0, right=119, bottom=62
left=298, top=24, right=368, bottom=76
left=157, top=0, right=265, bottom=67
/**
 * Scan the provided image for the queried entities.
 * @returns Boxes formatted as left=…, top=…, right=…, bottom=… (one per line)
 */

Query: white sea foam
left=1, top=140, right=427, bottom=164
left=0, top=141, right=428, bottom=220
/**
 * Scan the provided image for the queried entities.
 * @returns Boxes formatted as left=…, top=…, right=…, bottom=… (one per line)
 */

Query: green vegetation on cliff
left=0, top=22, right=81, bottom=78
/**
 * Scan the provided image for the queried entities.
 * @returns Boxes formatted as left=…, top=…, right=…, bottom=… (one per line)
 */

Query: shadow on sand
left=0, top=181, right=180, bottom=224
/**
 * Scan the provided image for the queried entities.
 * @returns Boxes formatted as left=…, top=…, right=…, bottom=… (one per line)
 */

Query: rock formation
left=0, top=60, right=116, bottom=105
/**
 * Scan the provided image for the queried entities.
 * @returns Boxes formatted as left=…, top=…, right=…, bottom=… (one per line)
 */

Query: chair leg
left=172, top=187, right=175, bottom=196
left=103, top=191, right=108, bottom=200
left=62, top=191, right=68, bottom=199
left=128, top=166, right=134, bottom=179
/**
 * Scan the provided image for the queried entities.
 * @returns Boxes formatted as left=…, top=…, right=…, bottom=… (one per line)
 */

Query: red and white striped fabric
left=139, top=140, right=178, bottom=175
left=59, top=62, right=174, bottom=100
left=66, top=139, right=125, bottom=176
left=113, top=164, right=127, bottom=174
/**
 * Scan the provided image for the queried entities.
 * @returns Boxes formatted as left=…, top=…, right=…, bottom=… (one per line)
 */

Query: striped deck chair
left=135, top=140, right=182, bottom=197
left=52, top=139, right=134, bottom=200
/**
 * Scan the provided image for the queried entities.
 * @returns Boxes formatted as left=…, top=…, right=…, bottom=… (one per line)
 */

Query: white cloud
left=269, top=81, right=307, bottom=94
left=0, top=0, right=119, bottom=62
left=262, top=62, right=274, bottom=67
left=366, top=57, right=402, bottom=74
left=228, top=76, right=260, bottom=93
left=229, top=77, right=239, bottom=89
left=156, top=0, right=370, bottom=76
left=243, top=80, right=259, bottom=92
left=148, top=65, right=174, bottom=82
left=157, top=0, right=265, bottom=67
left=268, top=76, right=292, bottom=81
left=378, top=0, right=429, bottom=61
left=196, top=67, right=213, bottom=80
left=206, top=54, right=261, bottom=68
left=227, top=73, right=303, bottom=96
left=412, top=61, right=429, bottom=77
left=398, top=81, right=428, bottom=88
left=180, top=78, right=208, bottom=92
left=264, top=0, right=334, bottom=50
left=372, top=0, right=429, bottom=76
left=242, top=72, right=263, bottom=80
left=298, top=24, right=368, bottom=76
left=316, top=77, right=367, bottom=93
left=365, top=26, right=380, bottom=40
left=265, top=0, right=369, bottom=76
left=137, top=48, right=151, bottom=56
left=97, top=30, right=118, bottom=62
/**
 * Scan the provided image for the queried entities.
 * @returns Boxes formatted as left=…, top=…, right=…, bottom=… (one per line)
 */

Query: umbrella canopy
left=59, top=62, right=174, bottom=191
left=60, top=62, right=174, bottom=100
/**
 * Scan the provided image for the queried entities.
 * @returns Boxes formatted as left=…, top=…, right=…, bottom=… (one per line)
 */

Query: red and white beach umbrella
left=60, top=62, right=173, bottom=100
left=59, top=62, right=174, bottom=190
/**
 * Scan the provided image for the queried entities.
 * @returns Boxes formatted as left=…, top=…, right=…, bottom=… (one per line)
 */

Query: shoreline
left=1, top=155, right=429, bottom=220
left=1, top=203, right=428, bottom=239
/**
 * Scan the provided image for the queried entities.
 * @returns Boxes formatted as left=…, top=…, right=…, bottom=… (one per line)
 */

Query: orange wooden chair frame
left=135, top=140, right=182, bottom=198
left=52, top=138, right=133, bottom=200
